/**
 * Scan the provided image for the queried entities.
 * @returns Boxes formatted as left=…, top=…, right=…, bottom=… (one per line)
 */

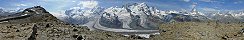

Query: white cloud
left=183, top=0, right=191, bottom=2
left=78, top=1, right=98, bottom=8
left=199, top=0, right=212, bottom=2
left=69, top=7, right=84, bottom=10
left=201, top=7, right=220, bottom=11
left=16, top=4, right=27, bottom=6
left=72, top=1, right=76, bottom=2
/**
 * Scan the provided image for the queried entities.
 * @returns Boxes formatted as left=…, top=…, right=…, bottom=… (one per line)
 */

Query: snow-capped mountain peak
left=59, top=2, right=244, bottom=28
left=59, top=6, right=105, bottom=24
left=0, top=7, right=24, bottom=16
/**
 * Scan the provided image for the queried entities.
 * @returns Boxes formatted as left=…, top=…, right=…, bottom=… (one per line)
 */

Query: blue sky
left=0, top=0, right=243, bottom=13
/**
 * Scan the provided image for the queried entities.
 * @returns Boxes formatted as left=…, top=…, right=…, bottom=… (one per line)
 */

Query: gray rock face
left=99, top=12, right=122, bottom=28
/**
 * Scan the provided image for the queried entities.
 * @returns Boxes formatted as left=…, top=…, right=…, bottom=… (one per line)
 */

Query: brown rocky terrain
left=153, top=22, right=244, bottom=40
left=1, top=6, right=244, bottom=40
left=0, top=22, right=131, bottom=40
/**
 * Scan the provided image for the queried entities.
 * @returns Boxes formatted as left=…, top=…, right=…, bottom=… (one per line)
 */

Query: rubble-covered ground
left=153, top=22, right=244, bottom=40
left=0, top=22, right=130, bottom=40
left=1, top=22, right=244, bottom=40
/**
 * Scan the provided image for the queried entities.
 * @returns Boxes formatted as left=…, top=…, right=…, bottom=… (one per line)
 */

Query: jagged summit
left=0, top=6, right=62, bottom=24
left=21, top=6, right=49, bottom=14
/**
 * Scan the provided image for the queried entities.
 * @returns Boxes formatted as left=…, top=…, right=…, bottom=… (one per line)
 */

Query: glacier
left=58, top=3, right=244, bottom=30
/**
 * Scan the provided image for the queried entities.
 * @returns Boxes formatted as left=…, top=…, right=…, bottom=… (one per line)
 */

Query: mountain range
left=1, top=3, right=244, bottom=29
left=59, top=3, right=244, bottom=30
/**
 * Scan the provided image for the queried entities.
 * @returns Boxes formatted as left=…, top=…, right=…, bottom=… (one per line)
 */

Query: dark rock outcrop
left=99, top=12, right=123, bottom=29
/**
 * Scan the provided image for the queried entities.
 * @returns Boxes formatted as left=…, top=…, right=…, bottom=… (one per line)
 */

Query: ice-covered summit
left=59, top=2, right=244, bottom=27
left=61, top=6, right=104, bottom=24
